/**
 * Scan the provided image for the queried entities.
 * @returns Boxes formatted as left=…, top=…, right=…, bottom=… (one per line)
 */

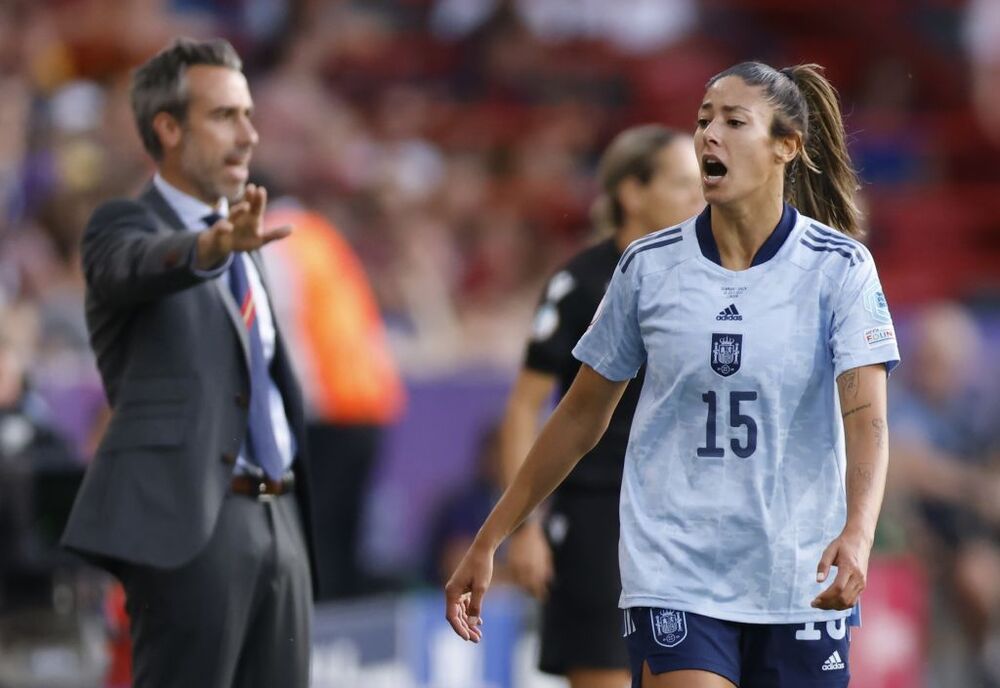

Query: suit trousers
left=118, top=491, right=312, bottom=688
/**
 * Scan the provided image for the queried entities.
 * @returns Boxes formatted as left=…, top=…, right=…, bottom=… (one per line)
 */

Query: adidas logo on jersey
left=716, top=304, right=743, bottom=321
left=822, top=651, right=845, bottom=671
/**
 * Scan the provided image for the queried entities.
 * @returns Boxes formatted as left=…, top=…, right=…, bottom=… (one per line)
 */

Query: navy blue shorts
left=623, top=607, right=851, bottom=687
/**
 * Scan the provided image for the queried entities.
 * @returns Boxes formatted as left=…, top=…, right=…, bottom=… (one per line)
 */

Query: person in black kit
left=498, top=125, right=703, bottom=688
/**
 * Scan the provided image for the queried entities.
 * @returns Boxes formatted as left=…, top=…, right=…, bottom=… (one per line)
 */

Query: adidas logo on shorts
left=822, top=650, right=845, bottom=671
left=716, top=304, right=742, bottom=321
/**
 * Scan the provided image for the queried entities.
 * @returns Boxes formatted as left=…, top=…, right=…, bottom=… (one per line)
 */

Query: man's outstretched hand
left=196, top=184, right=291, bottom=269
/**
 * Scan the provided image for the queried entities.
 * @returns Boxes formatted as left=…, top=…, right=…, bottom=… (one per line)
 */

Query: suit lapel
left=215, top=272, right=250, bottom=365
left=246, top=251, right=283, bottom=357
left=139, top=184, right=186, bottom=231
left=247, top=251, right=269, bottom=291
left=248, top=251, right=306, bottom=451
left=139, top=182, right=251, bottom=366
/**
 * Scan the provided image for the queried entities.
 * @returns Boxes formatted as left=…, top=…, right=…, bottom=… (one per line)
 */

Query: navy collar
left=695, top=203, right=798, bottom=268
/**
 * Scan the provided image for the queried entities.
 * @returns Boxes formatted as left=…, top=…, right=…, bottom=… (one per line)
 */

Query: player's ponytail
left=708, top=62, right=863, bottom=238
left=782, top=64, right=863, bottom=238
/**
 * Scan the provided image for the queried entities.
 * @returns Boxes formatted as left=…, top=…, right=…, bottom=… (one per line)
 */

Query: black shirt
left=524, top=238, right=644, bottom=490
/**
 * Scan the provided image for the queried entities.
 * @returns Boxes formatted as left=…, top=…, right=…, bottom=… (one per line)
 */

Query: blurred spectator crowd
left=3, top=0, right=999, bottom=384
left=0, top=0, right=998, bottom=686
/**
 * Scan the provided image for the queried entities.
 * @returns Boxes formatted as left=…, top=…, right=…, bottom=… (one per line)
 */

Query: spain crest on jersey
left=650, top=609, right=687, bottom=647
left=711, top=333, right=743, bottom=377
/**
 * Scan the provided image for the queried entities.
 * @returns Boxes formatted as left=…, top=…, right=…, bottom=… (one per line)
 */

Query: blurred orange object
left=264, top=207, right=405, bottom=425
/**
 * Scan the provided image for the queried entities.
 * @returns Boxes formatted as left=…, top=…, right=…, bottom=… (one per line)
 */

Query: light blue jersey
left=573, top=205, right=900, bottom=624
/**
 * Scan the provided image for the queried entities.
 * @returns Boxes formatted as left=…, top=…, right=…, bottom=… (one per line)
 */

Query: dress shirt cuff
left=187, top=237, right=234, bottom=278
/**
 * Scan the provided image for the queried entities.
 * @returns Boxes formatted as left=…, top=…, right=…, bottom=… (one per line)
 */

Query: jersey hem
left=573, top=349, right=639, bottom=382
left=619, top=595, right=853, bottom=625
left=834, top=351, right=900, bottom=380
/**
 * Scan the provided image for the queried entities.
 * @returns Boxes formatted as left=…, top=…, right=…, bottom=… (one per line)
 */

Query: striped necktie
left=204, top=213, right=284, bottom=479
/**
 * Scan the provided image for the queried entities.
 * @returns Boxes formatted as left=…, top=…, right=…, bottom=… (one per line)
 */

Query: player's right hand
left=444, top=542, right=493, bottom=643
left=507, top=519, right=553, bottom=600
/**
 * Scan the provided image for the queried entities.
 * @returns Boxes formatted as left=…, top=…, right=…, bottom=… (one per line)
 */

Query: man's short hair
left=130, top=38, right=243, bottom=160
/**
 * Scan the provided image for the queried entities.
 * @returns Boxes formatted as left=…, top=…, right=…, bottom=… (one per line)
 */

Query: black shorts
left=539, top=488, right=628, bottom=675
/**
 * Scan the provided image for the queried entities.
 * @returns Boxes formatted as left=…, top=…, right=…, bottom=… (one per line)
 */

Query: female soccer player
left=446, top=61, right=900, bottom=688
left=499, top=124, right=702, bottom=688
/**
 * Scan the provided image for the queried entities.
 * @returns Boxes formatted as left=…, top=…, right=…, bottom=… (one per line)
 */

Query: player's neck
left=709, top=194, right=784, bottom=271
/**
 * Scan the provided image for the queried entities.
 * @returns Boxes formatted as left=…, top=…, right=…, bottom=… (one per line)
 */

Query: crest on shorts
left=711, top=333, right=742, bottom=377
left=650, top=609, right=687, bottom=647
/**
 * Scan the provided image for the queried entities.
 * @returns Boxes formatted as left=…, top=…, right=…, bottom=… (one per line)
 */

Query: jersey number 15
left=697, top=390, right=758, bottom=459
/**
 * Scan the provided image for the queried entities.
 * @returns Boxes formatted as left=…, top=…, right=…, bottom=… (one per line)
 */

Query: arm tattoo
left=848, top=462, right=875, bottom=497
left=842, top=402, right=871, bottom=419
left=871, top=418, right=886, bottom=450
left=839, top=370, right=860, bottom=400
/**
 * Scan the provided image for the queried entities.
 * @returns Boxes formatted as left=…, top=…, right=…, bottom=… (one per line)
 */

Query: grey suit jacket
left=62, top=184, right=315, bottom=574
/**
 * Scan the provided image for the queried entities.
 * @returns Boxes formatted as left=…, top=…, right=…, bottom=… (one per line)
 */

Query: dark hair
left=707, top=61, right=862, bottom=237
left=130, top=38, right=243, bottom=160
left=590, top=125, right=682, bottom=234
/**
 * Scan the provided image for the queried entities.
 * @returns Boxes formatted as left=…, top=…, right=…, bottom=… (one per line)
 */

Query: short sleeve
left=524, top=270, right=589, bottom=375
left=829, top=253, right=901, bottom=379
left=572, top=259, right=645, bottom=381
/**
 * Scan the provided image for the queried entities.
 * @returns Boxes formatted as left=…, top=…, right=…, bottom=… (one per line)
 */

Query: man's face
left=174, top=65, right=258, bottom=203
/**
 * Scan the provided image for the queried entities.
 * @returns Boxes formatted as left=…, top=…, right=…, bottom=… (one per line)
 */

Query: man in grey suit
left=62, top=38, right=315, bottom=687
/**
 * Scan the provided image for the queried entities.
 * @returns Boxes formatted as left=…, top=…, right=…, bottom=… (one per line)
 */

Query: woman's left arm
left=812, top=363, right=889, bottom=611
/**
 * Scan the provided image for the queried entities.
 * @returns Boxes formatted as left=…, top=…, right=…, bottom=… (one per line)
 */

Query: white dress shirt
left=153, top=174, right=295, bottom=474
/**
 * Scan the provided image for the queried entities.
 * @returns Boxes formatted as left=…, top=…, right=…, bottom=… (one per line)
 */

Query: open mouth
left=702, top=155, right=728, bottom=181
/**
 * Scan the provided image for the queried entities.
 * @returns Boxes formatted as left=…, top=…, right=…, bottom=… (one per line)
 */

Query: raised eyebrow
left=698, top=103, right=752, bottom=116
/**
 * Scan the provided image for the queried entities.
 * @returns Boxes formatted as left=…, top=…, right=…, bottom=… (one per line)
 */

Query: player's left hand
left=811, top=527, right=872, bottom=610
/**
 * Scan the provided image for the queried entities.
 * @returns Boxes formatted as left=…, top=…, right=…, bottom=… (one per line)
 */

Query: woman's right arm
left=444, top=364, right=628, bottom=641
